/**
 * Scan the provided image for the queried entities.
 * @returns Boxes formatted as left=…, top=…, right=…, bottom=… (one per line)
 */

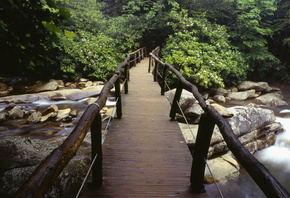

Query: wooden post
left=138, top=50, right=141, bottom=62
left=148, top=56, right=152, bottom=73
left=161, top=65, right=168, bottom=95
left=134, top=53, right=137, bottom=67
left=124, top=63, right=129, bottom=94
left=90, top=113, right=103, bottom=188
left=115, top=76, right=122, bottom=118
left=169, top=81, right=183, bottom=120
left=153, top=61, right=159, bottom=82
left=190, top=113, right=215, bottom=193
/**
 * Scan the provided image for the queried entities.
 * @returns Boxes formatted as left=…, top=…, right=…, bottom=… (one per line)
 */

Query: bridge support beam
left=90, top=113, right=103, bottom=189
left=190, top=113, right=215, bottom=193
left=115, top=76, right=122, bottom=118
left=161, top=65, right=168, bottom=95
left=169, top=81, right=183, bottom=120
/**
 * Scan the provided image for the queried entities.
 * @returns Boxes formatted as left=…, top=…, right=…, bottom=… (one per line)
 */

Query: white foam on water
left=255, top=110, right=290, bottom=170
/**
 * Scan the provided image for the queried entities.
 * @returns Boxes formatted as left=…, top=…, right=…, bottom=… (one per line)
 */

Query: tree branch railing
left=149, top=46, right=290, bottom=198
left=14, top=47, right=146, bottom=198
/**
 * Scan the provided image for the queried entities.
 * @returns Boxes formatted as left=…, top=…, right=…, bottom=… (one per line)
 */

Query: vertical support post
left=134, top=53, right=137, bottom=67
left=90, top=113, right=102, bottom=188
left=190, top=113, right=216, bottom=193
left=161, top=65, right=168, bottom=95
left=124, top=63, right=129, bottom=94
left=138, top=50, right=141, bottom=62
left=115, top=76, right=122, bottom=118
left=148, top=56, right=152, bottom=73
left=169, top=81, right=183, bottom=120
left=153, top=61, right=159, bottom=82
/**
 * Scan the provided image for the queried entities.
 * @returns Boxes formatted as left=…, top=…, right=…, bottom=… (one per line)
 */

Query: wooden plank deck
left=80, top=58, right=203, bottom=197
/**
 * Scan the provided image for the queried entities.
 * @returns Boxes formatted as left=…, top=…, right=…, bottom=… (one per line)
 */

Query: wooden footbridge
left=14, top=48, right=290, bottom=198
left=82, top=57, right=194, bottom=197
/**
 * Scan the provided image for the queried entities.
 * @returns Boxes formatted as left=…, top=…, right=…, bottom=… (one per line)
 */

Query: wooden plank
left=80, top=58, right=200, bottom=197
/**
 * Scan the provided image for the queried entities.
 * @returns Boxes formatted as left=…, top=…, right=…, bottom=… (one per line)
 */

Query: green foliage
left=0, top=0, right=69, bottom=76
left=58, top=30, right=119, bottom=80
left=103, top=15, right=144, bottom=53
left=162, top=10, right=248, bottom=88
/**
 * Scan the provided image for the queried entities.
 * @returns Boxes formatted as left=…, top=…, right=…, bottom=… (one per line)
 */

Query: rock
left=8, top=106, right=24, bottom=119
left=182, top=105, right=281, bottom=158
left=92, top=81, right=105, bottom=86
left=183, top=104, right=203, bottom=118
left=215, top=88, right=228, bottom=96
left=69, top=109, right=78, bottom=117
left=0, top=136, right=90, bottom=198
left=40, top=105, right=58, bottom=122
left=79, top=78, right=88, bottom=82
left=42, top=105, right=58, bottom=115
left=165, top=89, right=196, bottom=111
left=213, top=95, right=226, bottom=103
left=227, top=89, right=255, bottom=100
left=0, top=90, right=9, bottom=97
left=5, top=103, right=16, bottom=110
left=27, top=112, right=42, bottom=123
left=211, top=103, right=234, bottom=118
left=229, top=87, right=238, bottom=92
left=0, top=136, right=57, bottom=171
left=204, top=153, right=240, bottom=184
left=53, top=79, right=65, bottom=87
left=227, top=106, right=275, bottom=137
left=0, top=113, right=8, bottom=122
left=56, top=109, right=71, bottom=122
left=237, top=81, right=279, bottom=92
left=255, top=92, right=288, bottom=107
left=33, top=80, right=59, bottom=92
left=0, top=83, right=8, bottom=91
left=51, top=93, right=66, bottom=101
left=85, top=97, right=98, bottom=105
left=0, top=86, right=104, bottom=103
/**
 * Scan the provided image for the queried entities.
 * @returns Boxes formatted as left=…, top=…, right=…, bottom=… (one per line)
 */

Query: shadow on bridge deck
left=80, top=58, right=209, bottom=197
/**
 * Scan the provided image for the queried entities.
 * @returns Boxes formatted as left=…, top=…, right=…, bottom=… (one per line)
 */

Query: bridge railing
left=14, top=47, right=146, bottom=198
left=149, top=46, right=290, bottom=198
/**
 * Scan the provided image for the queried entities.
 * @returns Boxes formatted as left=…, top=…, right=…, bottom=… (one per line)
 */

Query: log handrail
left=149, top=47, right=290, bottom=198
left=14, top=47, right=146, bottom=198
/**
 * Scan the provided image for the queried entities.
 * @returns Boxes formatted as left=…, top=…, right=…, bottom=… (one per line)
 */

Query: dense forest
left=0, top=0, right=289, bottom=89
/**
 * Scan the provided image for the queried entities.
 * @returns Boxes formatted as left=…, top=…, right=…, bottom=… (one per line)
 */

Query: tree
left=0, top=0, right=69, bottom=77
left=162, top=9, right=248, bottom=88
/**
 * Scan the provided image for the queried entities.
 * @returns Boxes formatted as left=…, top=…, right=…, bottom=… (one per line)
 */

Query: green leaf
left=64, top=30, right=75, bottom=38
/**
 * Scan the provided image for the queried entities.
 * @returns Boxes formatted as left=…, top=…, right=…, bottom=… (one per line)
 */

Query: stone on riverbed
left=8, top=106, right=24, bottom=119
left=255, top=92, right=288, bottom=107
left=0, top=136, right=91, bottom=197
left=27, top=111, right=42, bottom=123
left=204, top=153, right=240, bottom=184
left=237, top=81, right=280, bottom=92
left=180, top=104, right=283, bottom=184
left=165, top=89, right=197, bottom=111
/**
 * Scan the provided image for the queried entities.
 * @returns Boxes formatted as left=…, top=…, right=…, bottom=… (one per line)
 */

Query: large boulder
left=0, top=136, right=57, bottom=172
left=8, top=106, right=24, bottom=119
left=237, top=81, right=279, bottom=92
left=255, top=92, right=288, bottom=107
left=181, top=105, right=282, bottom=158
left=165, top=89, right=197, bottom=111
left=204, top=153, right=240, bottom=184
left=0, top=136, right=91, bottom=198
left=227, top=89, right=256, bottom=100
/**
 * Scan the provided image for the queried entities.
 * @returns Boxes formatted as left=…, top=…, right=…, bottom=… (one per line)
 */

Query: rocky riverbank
left=0, top=77, right=116, bottom=197
left=165, top=80, right=289, bottom=184
left=0, top=77, right=289, bottom=196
